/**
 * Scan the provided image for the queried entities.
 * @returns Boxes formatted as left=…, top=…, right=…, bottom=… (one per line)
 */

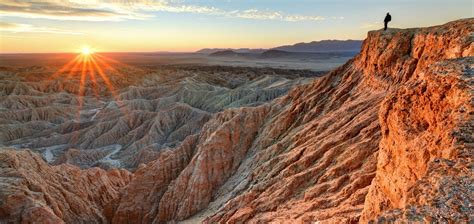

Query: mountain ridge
left=208, top=49, right=358, bottom=60
left=197, top=39, right=363, bottom=54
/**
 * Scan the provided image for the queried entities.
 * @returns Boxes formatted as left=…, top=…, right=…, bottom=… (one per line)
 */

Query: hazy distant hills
left=208, top=50, right=249, bottom=57
left=273, top=39, right=362, bottom=52
left=197, top=48, right=267, bottom=54
left=209, top=48, right=359, bottom=60
left=198, top=40, right=363, bottom=54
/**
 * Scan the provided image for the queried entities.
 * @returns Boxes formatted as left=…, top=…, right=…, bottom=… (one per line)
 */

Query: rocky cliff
left=0, top=19, right=472, bottom=223
left=0, top=149, right=131, bottom=223
left=360, top=19, right=473, bottom=222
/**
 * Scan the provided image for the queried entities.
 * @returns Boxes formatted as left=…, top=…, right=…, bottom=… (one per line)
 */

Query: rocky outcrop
left=360, top=19, right=473, bottom=222
left=201, top=69, right=383, bottom=223
left=156, top=106, right=270, bottom=222
left=108, top=135, right=199, bottom=223
left=109, top=105, right=271, bottom=223
left=0, top=149, right=131, bottom=223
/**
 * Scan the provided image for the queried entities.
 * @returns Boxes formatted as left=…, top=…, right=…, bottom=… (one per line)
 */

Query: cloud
left=227, top=9, right=325, bottom=21
left=0, top=0, right=150, bottom=21
left=0, top=21, right=83, bottom=35
left=0, top=0, right=329, bottom=22
left=230, top=9, right=282, bottom=20
left=133, top=1, right=223, bottom=14
left=284, top=14, right=325, bottom=22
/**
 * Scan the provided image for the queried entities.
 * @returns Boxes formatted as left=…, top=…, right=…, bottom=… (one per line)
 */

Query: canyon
left=0, top=64, right=320, bottom=170
left=0, top=19, right=472, bottom=223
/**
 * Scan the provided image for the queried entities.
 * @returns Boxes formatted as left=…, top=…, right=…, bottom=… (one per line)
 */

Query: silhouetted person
left=384, top=13, right=391, bottom=30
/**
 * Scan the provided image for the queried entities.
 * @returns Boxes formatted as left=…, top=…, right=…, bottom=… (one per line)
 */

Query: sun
left=81, top=47, right=93, bottom=55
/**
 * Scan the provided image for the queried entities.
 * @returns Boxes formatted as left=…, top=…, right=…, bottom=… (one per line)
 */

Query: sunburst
left=51, top=47, right=132, bottom=144
left=81, top=47, right=92, bottom=56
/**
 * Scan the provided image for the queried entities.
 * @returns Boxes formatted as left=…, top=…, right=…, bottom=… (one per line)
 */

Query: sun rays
left=51, top=52, right=120, bottom=97
left=50, top=51, right=133, bottom=144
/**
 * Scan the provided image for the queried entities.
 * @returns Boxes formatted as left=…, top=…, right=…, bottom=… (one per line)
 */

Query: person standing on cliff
left=384, top=13, right=392, bottom=30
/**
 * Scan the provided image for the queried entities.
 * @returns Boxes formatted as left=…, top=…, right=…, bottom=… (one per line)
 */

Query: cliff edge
left=360, top=19, right=473, bottom=222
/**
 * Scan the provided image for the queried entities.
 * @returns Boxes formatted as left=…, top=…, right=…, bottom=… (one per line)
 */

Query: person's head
left=387, top=12, right=390, bottom=15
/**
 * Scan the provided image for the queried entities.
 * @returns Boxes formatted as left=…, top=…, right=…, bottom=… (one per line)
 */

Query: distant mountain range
left=208, top=49, right=359, bottom=60
left=273, top=40, right=362, bottom=52
left=208, top=49, right=294, bottom=58
left=196, top=48, right=267, bottom=54
left=197, top=40, right=363, bottom=54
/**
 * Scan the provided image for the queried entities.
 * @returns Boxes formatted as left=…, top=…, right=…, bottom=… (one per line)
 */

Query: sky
left=0, top=0, right=472, bottom=53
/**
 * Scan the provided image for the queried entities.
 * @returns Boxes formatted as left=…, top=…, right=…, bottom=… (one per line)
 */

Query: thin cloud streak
left=0, top=0, right=332, bottom=22
left=0, top=0, right=150, bottom=21
left=228, top=9, right=325, bottom=21
left=0, top=21, right=83, bottom=35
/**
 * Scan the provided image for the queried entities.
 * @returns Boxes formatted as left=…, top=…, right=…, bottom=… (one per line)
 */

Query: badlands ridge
left=0, top=19, right=473, bottom=223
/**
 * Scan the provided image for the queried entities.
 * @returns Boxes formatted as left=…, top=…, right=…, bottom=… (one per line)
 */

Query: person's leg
left=384, top=22, right=387, bottom=30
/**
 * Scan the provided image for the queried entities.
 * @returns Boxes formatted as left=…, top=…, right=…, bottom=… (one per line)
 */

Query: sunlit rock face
left=0, top=19, right=472, bottom=224
left=0, top=149, right=131, bottom=223
left=0, top=65, right=318, bottom=170
left=359, top=19, right=473, bottom=223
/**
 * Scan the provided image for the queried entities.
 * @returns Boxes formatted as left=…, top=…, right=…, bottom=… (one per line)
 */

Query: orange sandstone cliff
left=0, top=150, right=131, bottom=223
left=0, top=19, right=472, bottom=223
left=360, top=19, right=473, bottom=223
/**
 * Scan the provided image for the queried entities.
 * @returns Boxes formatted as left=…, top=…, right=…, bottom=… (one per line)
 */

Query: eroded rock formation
left=0, top=149, right=130, bottom=223
left=0, top=19, right=472, bottom=223
left=360, top=22, right=473, bottom=221
left=0, top=65, right=316, bottom=169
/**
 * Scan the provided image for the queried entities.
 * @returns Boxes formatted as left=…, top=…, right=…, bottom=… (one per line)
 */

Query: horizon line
left=0, top=38, right=364, bottom=55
